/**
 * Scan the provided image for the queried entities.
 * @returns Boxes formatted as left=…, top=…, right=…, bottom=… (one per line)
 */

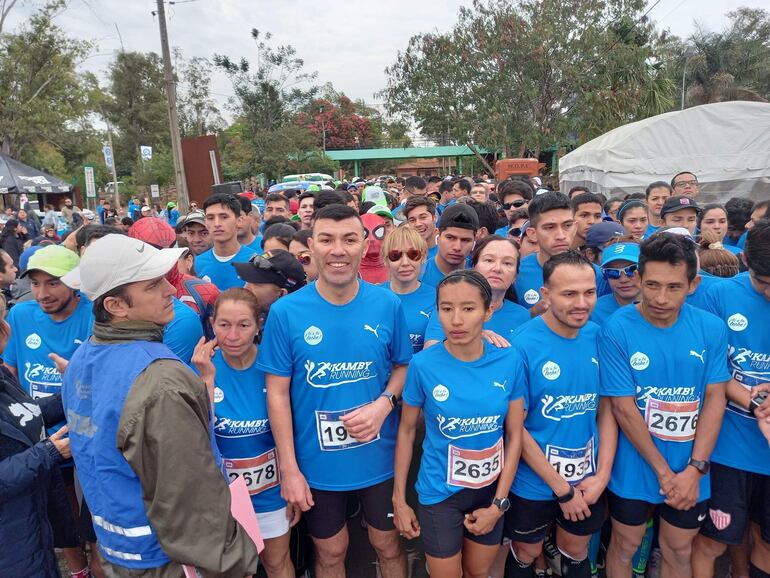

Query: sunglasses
left=502, top=200, right=527, bottom=210
left=295, top=252, right=312, bottom=266
left=387, top=248, right=421, bottom=262
left=602, top=264, right=638, bottom=280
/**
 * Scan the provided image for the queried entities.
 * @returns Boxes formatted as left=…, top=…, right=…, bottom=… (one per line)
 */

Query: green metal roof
left=324, top=145, right=492, bottom=162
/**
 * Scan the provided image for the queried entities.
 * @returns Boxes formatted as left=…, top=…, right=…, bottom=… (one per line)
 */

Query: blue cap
left=585, top=221, right=625, bottom=248
left=601, top=242, right=640, bottom=267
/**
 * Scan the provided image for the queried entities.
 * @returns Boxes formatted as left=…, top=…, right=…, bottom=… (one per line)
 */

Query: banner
left=150, top=184, right=160, bottom=198
left=140, top=146, right=153, bottom=161
left=84, top=166, right=96, bottom=198
left=102, top=145, right=114, bottom=169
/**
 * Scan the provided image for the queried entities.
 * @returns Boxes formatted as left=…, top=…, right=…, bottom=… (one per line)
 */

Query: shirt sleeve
left=3, top=308, right=20, bottom=368
left=597, top=325, right=636, bottom=397
left=390, top=300, right=413, bottom=366
left=162, top=305, right=204, bottom=366
left=255, top=304, right=293, bottom=377
left=423, top=310, right=444, bottom=342
left=118, top=360, right=258, bottom=576
left=706, top=318, right=732, bottom=385
left=401, top=361, right=425, bottom=408
left=509, top=347, right=529, bottom=408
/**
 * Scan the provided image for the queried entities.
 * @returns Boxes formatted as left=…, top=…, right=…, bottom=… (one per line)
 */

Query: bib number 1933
left=224, top=449, right=280, bottom=495
left=447, top=438, right=503, bottom=489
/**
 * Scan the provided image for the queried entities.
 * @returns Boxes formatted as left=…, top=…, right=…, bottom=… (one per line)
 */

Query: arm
left=119, top=362, right=258, bottom=576
left=465, top=397, right=525, bottom=535
left=37, top=393, right=65, bottom=427
left=341, top=363, right=406, bottom=442
left=0, top=439, right=63, bottom=501
left=3, top=364, right=17, bottom=378
left=266, top=372, right=314, bottom=512
left=391, top=402, right=421, bottom=539
left=666, top=380, right=727, bottom=510
left=577, top=398, right=617, bottom=505
left=610, top=396, right=675, bottom=496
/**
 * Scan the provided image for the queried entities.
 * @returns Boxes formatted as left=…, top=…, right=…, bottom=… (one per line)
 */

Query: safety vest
left=63, top=338, right=220, bottom=569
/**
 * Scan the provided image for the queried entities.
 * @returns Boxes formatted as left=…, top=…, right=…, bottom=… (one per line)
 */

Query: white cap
left=62, top=234, right=186, bottom=301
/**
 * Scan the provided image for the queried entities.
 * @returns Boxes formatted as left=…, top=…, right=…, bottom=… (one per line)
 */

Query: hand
left=664, top=468, right=701, bottom=510
left=751, top=384, right=770, bottom=422
left=657, top=468, right=677, bottom=499
left=392, top=499, right=420, bottom=539
left=464, top=505, right=502, bottom=536
left=280, top=469, right=314, bottom=512
left=48, top=353, right=69, bottom=375
left=481, top=330, right=510, bottom=349
left=758, top=417, right=770, bottom=447
left=62, top=226, right=83, bottom=251
left=49, top=426, right=71, bottom=459
left=576, top=475, right=608, bottom=506
left=191, top=337, right=217, bottom=399
left=340, top=398, right=390, bottom=443
left=285, top=502, right=302, bottom=528
left=529, top=299, right=549, bottom=318
left=558, top=488, right=592, bottom=522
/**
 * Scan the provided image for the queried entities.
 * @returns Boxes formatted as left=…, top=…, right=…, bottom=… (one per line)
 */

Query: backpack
left=182, top=278, right=216, bottom=340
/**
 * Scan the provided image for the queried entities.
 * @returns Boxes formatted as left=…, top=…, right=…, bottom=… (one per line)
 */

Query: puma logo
left=419, top=311, right=431, bottom=319
left=493, top=380, right=507, bottom=391
left=10, top=402, right=41, bottom=426
left=689, top=349, right=706, bottom=364
left=363, top=324, right=380, bottom=339
left=591, top=357, right=599, bottom=366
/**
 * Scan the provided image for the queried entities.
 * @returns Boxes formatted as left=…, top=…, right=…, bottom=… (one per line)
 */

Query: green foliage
left=176, top=53, right=225, bottom=137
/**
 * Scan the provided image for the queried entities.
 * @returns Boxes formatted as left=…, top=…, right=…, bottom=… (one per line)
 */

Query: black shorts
left=60, top=466, right=97, bottom=543
left=607, top=490, right=708, bottom=530
left=304, top=478, right=395, bottom=539
left=700, top=462, right=770, bottom=545
left=418, top=484, right=503, bottom=558
left=503, top=492, right=606, bottom=544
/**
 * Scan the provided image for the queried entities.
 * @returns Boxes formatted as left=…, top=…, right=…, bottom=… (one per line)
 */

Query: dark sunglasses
left=502, top=200, right=527, bottom=210
left=387, top=248, right=422, bottom=262
left=363, top=224, right=386, bottom=241
left=602, top=264, right=638, bottom=280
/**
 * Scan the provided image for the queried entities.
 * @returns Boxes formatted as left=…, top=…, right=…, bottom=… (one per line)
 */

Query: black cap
left=660, top=195, right=701, bottom=218
left=439, top=203, right=479, bottom=232
left=233, top=249, right=307, bottom=292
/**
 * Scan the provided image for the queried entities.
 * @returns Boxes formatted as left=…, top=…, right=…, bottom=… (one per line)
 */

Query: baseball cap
left=128, top=217, right=177, bottom=249
left=654, top=226, right=698, bottom=245
left=140, top=205, right=152, bottom=214
left=21, top=245, right=80, bottom=279
left=166, top=201, right=177, bottom=209
left=182, top=210, right=206, bottom=227
left=362, top=186, right=387, bottom=207
left=601, top=242, right=640, bottom=267
left=62, top=234, right=186, bottom=301
left=660, top=195, right=701, bottom=218
left=367, top=205, right=394, bottom=221
left=585, top=221, right=625, bottom=249
left=233, top=250, right=307, bottom=292
left=439, top=203, right=479, bottom=232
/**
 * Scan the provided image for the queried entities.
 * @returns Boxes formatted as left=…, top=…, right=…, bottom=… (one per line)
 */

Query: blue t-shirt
left=167, top=208, right=179, bottom=228
left=256, top=281, right=412, bottom=491
left=516, top=254, right=604, bottom=308
left=510, top=317, right=601, bottom=500
left=644, top=223, right=659, bottom=238
left=687, top=271, right=723, bottom=311
left=195, top=245, right=257, bottom=290
left=4, top=298, right=93, bottom=400
left=163, top=298, right=204, bottom=366
left=212, top=351, right=285, bottom=513
left=426, top=244, right=438, bottom=261
left=382, top=282, right=436, bottom=353
left=598, top=304, right=731, bottom=503
left=704, top=273, right=770, bottom=475
left=246, top=236, right=264, bottom=253
left=424, top=299, right=530, bottom=343
left=591, top=294, right=629, bottom=326
left=723, top=244, right=742, bottom=256
left=495, top=225, right=509, bottom=237
left=420, top=256, right=452, bottom=287
left=737, top=230, right=748, bottom=249
left=402, top=342, right=523, bottom=505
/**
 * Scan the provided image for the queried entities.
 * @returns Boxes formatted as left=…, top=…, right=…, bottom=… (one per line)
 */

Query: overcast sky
left=5, top=0, right=767, bottom=115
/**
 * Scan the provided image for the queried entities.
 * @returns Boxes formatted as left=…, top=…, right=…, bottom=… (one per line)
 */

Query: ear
left=687, top=273, right=701, bottom=296
left=103, top=294, right=130, bottom=320
left=540, top=285, right=550, bottom=304
left=477, top=227, right=489, bottom=241
left=525, top=226, right=538, bottom=244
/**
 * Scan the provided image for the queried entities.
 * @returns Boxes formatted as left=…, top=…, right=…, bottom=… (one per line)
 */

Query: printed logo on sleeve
left=25, top=333, right=42, bottom=350
left=630, top=351, right=650, bottom=371
left=304, top=325, right=323, bottom=345
left=727, top=313, right=748, bottom=332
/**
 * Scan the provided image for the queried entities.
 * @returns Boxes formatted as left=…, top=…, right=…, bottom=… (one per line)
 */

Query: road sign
left=102, top=144, right=114, bottom=169
left=140, top=146, right=153, bottom=161
left=84, top=166, right=96, bottom=198
left=150, top=184, right=160, bottom=198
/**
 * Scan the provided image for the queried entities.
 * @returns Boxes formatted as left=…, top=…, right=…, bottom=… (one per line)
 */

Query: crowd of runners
left=0, top=171, right=769, bottom=578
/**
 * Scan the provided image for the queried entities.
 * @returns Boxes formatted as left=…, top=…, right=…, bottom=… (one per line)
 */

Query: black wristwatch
left=554, top=485, right=575, bottom=504
left=492, top=496, right=511, bottom=513
left=380, top=391, right=397, bottom=410
left=750, top=390, right=769, bottom=417
left=687, top=458, right=710, bottom=475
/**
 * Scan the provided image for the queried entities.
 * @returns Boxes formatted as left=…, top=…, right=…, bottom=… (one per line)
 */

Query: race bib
left=447, top=437, right=503, bottom=489
left=316, top=404, right=380, bottom=451
left=224, top=449, right=280, bottom=496
left=645, top=398, right=699, bottom=442
left=546, top=437, right=595, bottom=484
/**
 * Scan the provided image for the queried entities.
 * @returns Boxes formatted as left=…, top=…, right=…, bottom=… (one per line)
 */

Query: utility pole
left=107, top=128, right=120, bottom=211
left=155, top=0, right=190, bottom=212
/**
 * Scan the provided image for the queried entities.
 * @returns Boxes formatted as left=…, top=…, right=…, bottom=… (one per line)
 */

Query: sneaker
left=646, top=547, right=662, bottom=578
left=543, top=534, right=561, bottom=575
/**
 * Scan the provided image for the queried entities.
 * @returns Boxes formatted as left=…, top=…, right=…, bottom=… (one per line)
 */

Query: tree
left=176, top=53, right=225, bottom=137
left=104, top=51, right=170, bottom=176
left=381, top=0, right=675, bottom=156
left=0, top=1, right=95, bottom=158
left=684, top=8, right=770, bottom=107
left=296, top=96, right=372, bottom=150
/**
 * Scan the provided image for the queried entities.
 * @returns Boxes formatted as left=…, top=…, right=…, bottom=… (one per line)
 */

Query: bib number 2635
left=447, top=438, right=503, bottom=489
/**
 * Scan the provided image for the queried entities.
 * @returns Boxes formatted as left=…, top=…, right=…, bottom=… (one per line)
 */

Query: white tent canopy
left=559, top=101, right=770, bottom=202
